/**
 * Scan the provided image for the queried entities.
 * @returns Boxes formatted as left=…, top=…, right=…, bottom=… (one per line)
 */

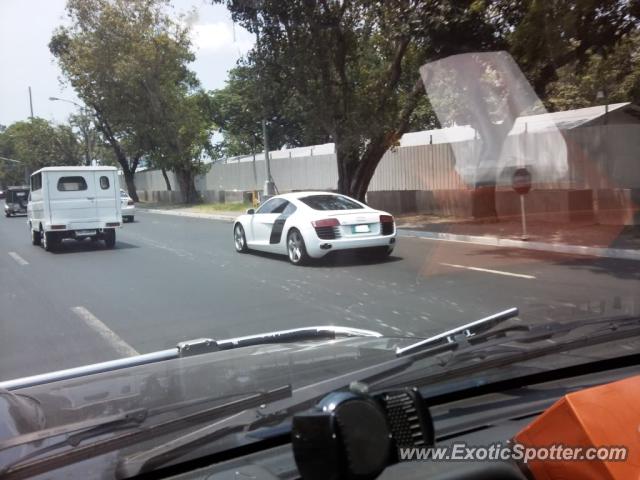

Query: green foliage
left=50, top=0, right=209, bottom=201
left=0, top=118, right=83, bottom=186
left=546, top=33, right=640, bottom=110
left=216, top=0, right=502, bottom=199
left=209, top=61, right=332, bottom=158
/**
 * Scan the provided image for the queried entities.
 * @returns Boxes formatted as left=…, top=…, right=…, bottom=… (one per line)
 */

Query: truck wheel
left=42, top=231, right=58, bottom=252
left=31, top=228, right=41, bottom=246
left=104, top=229, right=116, bottom=248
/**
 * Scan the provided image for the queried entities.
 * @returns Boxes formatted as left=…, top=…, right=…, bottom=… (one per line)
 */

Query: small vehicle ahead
left=3, top=186, right=29, bottom=217
left=27, top=166, right=121, bottom=251
left=120, top=189, right=135, bottom=222
left=233, top=192, right=396, bottom=264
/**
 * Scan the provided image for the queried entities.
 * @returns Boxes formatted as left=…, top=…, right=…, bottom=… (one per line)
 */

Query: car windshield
left=0, top=0, right=639, bottom=476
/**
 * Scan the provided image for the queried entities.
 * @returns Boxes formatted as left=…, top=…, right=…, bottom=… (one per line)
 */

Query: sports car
left=233, top=192, right=396, bottom=265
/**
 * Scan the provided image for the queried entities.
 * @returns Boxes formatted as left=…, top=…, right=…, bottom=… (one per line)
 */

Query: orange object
left=514, top=374, right=640, bottom=479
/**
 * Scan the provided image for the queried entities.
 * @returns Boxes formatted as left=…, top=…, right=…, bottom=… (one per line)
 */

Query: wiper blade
left=396, top=307, right=519, bottom=356
left=0, top=408, right=148, bottom=453
left=0, top=326, right=382, bottom=391
left=0, top=386, right=292, bottom=480
left=376, top=314, right=640, bottom=391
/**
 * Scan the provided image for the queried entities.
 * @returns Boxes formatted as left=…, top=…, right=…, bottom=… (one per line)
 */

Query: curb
left=141, top=208, right=236, bottom=222
left=399, top=229, right=640, bottom=261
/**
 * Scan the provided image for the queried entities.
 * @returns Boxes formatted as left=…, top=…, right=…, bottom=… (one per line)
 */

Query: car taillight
left=380, top=215, right=394, bottom=223
left=51, top=225, right=66, bottom=230
left=106, top=222, right=120, bottom=227
left=312, top=218, right=340, bottom=228
left=127, top=200, right=134, bottom=205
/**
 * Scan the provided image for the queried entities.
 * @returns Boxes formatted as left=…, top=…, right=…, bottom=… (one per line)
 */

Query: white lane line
left=440, top=263, right=536, bottom=279
left=8, top=252, right=28, bottom=266
left=71, top=306, right=139, bottom=357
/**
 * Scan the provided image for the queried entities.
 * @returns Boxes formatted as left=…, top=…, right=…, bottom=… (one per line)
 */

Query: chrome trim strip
left=0, top=326, right=382, bottom=391
left=395, top=307, right=519, bottom=357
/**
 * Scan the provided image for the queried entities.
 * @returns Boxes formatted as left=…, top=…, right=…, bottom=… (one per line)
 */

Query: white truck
left=27, top=167, right=122, bottom=251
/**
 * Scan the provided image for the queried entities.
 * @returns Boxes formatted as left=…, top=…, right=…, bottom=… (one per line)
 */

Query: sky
left=0, top=0, right=254, bottom=127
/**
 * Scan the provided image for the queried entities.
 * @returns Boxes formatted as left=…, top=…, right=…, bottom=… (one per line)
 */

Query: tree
left=147, top=92, right=214, bottom=202
left=0, top=118, right=83, bottom=186
left=50, top=0, right=200, bottom=202
left=546, top=32, right=640, bottom=111
left=209, top=62, right=332, bottom=158
left=69, top=111, right=99, bottom=166
left=216, top=0, right=496, bottom=201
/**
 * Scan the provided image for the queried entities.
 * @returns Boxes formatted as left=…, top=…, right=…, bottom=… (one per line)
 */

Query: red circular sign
left=512, top=167, right=532, bottom=195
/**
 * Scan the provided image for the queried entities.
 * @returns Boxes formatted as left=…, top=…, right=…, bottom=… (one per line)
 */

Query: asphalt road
left=1, top=211, right=639, bottom=382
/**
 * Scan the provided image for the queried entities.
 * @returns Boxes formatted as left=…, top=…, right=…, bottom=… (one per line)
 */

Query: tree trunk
left=161, top=168, right=172, bottom=191
left=471, top=184, right=498, bottom=220
left=91, top=107, right=139, bottom=201
left=175, top=169, right=198, bottom=204
left=123, top=169, right=138, bottom=203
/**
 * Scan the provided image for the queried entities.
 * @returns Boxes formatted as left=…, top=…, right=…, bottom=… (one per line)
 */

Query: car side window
left=31, top=173, right=42, bottom=191
left=256, top=198, right=286, bottom=214
left=99, top=176, right=110, bottom=190
left=282, top=202, right=297, bottom=216
left=271, top=200, right=290, bottom=214
left=57, top=176, right=88, bottom=192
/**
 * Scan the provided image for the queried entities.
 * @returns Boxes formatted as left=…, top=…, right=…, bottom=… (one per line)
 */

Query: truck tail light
left=106, top=222, right=120, bottom=227
left=311, top=218, right=340, bottom=228
left=50, top=225, right=66, bottom=230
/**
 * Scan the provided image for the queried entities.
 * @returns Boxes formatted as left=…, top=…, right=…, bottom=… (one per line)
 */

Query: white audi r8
left=233, top=192, right=396, bottom=265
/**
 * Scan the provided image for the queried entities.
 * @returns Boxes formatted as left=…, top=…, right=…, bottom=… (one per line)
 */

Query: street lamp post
left=49, top=97, right=93, bottom=166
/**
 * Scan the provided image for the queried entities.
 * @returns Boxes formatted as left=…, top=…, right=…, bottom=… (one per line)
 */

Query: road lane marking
left=8, top=252, right=28, bottom=266
left=440, top=263, right=536, bottom=279
left=71, top=306, right=139, bottom=357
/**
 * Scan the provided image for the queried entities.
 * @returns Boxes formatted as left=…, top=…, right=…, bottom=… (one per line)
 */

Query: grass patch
left=189, top=202, right=252, bottom=213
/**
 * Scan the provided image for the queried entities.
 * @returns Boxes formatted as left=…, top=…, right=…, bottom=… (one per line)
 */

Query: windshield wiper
left=395, top=307, right=519, bottom=356
left=375, top=314, right=640, bottom=391
left=0, top=386, right=292, bottom=480
left=0, top=326, right=382, bottom=392
left=0, top=311, right=518, bottom=478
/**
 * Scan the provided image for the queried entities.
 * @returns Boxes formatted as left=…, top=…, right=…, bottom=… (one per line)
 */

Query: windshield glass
left=0, top=0, right=639, bottom=475
left=300, top=194, right=365, bottom=211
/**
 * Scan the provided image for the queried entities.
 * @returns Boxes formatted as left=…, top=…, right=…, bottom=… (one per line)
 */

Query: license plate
left=352, top=224, right=370, bottom=233
left=76, top=230, right=96, bottom=236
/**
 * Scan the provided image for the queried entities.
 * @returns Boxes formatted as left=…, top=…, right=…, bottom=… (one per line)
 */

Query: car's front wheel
left=287, top=229, right=309, bottom=265
left=234, top=223, right=248, bottom=253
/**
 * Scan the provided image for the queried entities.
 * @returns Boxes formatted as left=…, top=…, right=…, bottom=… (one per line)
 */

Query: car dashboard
left=148, top=363, right=640, bottom=480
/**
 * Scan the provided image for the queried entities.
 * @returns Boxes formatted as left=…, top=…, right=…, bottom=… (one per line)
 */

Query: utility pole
left=262, top=119, right=276, bottom=198
left=28, top=86, right=34, bottom=119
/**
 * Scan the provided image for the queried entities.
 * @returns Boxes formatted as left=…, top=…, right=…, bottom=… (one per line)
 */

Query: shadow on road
left=468, top=247, right=640, bottom=281
left=50, top=239, right=140, bottom=254
left=247, top=249, right=403, bottom=268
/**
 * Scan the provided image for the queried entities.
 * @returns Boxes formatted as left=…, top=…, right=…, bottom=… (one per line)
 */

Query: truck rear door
left=47, top=172, right=97, bottom=225
left=95, top=171, right=119, bottom=222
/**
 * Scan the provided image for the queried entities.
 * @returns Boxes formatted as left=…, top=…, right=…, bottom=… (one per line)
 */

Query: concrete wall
left=131, top=125, right=640, bottom=223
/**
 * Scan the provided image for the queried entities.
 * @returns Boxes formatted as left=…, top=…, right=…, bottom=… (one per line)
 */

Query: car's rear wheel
left=287, top=229, right=309, bottom=265
left=234, top=224, right=248, bottom=253
left=31, top=228, right=41, bottom=246
left=104, top=229, right=116, bottom=248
